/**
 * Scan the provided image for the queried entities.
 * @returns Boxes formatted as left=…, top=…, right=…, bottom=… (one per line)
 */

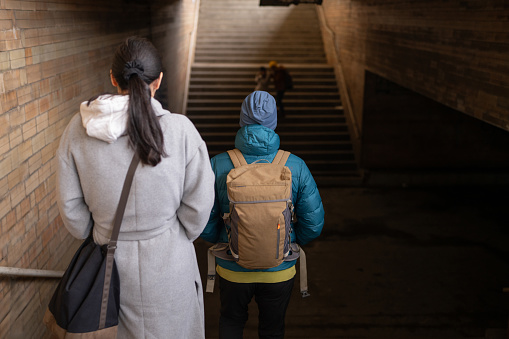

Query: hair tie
left=123, top=60, right=144, bottom=82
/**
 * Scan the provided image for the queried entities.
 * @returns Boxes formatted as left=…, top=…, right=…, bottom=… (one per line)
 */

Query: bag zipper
left=276, top=223, right=280, bottom=259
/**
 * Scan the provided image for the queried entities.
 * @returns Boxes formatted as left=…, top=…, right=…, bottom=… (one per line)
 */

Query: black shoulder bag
left=44, top=152, right=140, bottom=338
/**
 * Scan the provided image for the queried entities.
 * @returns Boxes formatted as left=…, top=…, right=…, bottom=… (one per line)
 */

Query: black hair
left=260, top=66, right=266, bottom=72
left=110, top=36, right=166, bottom=166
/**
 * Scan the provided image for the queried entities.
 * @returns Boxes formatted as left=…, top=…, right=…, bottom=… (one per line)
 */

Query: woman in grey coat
left=56, top=37, right=215, bottom=338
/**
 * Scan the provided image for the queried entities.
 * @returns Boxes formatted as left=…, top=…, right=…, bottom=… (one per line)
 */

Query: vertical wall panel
left=151, top=0, right=199, bottom=113
left=320, top=0, right=509, bottom=133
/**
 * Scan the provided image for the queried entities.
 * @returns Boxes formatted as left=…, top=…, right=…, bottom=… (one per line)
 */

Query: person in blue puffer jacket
left=201, top=91, right=325, bottom=339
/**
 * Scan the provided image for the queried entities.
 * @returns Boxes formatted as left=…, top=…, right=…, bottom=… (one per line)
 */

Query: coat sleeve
left=176, top=141, right=215, bottom=242
left=292, top=158, right=325, bottom=246
left=56, top=144, right=93, bottom=240
left=200, top=157, right=222, bottom=244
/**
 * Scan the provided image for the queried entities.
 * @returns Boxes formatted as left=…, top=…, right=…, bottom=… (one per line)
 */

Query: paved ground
left=195, top=185, right=509, bottom=339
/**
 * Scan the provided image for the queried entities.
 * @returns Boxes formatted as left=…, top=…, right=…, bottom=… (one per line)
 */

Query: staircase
left=186, top=0, right=361, bottom=185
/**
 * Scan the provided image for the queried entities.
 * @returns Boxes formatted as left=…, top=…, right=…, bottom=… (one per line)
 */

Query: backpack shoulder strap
left=227, top=149, right=248, bottom=168
left=272, top=150, right=291, bottom=165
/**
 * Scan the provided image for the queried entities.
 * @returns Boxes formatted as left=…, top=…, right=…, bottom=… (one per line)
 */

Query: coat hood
left=234, top=124, right=280, bottom=156
left=80, top=95, right=165, bottom=143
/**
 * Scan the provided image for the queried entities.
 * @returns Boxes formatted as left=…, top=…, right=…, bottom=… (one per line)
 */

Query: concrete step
left=195, top=40, right=324, bottom=48
left=189, top=114, right=345, bottom=121
left=206, top=148, right=356, bottom=161
left=199, top=131, right=352, bottom=142
left=197, top=32, right=321, bottom=38
left=190, top=78, right=338, bottom=85
left=194, top=56, right=328, bottom=63
left=195, top=45, right=324, bottom=51
left=192, top=63, right=334, bottom=68
left=192, top=116, right=347, bottom=124
left=196, top=23, right=322, bottom=29
left=194, top=50, right=326, bottom=58
left=189, top=86, right=337, bottom=92
left=197, top=16, right=320, bottom=22
left=190, top=74, right=334, bottom=80
left=187, top=106, right=344, bottom=115
left=189, top=74, right=336, bottom=81
left=187, top=98, right=341, bottom=107
left=196, top=41, right=323, bottom=49
left=194, top=122, right=348, bottom=133
left=205, top=139, right=354, bottom=151
left=188, top=85, right=339, bottom=92
left=198, top=20, right=319, bottom=26
left=188, top=93, right=341, bottom=99
left=191, top=69, right=335, bottom=80
left=188, top=92, right=340, bottom=100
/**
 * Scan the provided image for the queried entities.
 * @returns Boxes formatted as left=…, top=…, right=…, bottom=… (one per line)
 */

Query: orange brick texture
left=320, top=0, right=509, bottom=133
left=0, top=1, right=158, bottom=338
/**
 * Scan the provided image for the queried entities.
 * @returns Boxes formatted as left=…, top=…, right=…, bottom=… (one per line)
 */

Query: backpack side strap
left=291, top=244, right=310, bottom=298
left=272, top=150, right=291, bottom=165
left=227, top=149, right=248, bottom=168
left=207, top=242, right=310, bottom=298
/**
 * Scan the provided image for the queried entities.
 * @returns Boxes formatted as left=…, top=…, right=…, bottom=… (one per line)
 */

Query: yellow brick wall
left=0, top=1, right=155, bottom=337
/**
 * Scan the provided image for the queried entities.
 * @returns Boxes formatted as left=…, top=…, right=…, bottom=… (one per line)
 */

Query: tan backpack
left=225, top=148, right=293, bottom=269
left=206, top=149, right=310, bottom=297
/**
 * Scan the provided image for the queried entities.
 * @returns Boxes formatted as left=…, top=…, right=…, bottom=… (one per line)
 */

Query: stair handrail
left=0, top=266, right=64, bottom=279
left=181, top=0, right=201, bottom=115
left=315, top=5, right=360, bottom=142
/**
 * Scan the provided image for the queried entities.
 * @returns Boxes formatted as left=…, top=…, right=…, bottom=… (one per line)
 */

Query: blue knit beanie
left=239, top=91, right=277, bottom=130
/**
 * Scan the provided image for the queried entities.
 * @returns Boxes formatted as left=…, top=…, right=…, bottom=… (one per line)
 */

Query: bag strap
left=272, top=150, right=291, bottom=165
left=206, top=243, right=309, bottom=298
left=228, top=149, right=290, bottom=168
left=227, top=149, right=248, bottom=168
left=99, top=151, right=140, bottom=329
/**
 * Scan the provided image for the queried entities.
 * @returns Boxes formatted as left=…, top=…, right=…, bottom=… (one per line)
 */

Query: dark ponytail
left=111, top=37, right=166, bottom=166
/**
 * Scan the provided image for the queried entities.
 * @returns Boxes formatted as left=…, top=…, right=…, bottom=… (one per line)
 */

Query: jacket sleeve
left=200, top=157, right=222, bottom=243
left=177, top=141, right=215, bottom=242
left=292, top=159, right=325, bottom=246
left=56, top=146, right=93, bottom=240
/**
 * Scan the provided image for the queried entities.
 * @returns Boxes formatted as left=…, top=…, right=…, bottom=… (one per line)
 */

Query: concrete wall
left=151, top=0, right=200, bottom=113
left=318, top=0, right=509, bottom=180
left=0, top=0, right=194, bottom=337
left=319, top=0, right=509, bottom=132
left=362, top=71, right=509, bottom=171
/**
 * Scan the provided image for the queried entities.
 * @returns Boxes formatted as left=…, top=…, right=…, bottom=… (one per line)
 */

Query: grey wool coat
left=56, top=96, right=215, bottom=338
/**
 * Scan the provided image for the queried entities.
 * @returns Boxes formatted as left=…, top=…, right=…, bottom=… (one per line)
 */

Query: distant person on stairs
left=254, top=66, right=271, bottom=91
left=200, top=91, right=324, bottom=339
left=269, top=60, right=293, bottom=118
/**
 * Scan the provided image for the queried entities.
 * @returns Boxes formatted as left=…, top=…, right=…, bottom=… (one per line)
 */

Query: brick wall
left=0, top=1, right=153, bottom=337
left=319, top=0, right=509, bottom=134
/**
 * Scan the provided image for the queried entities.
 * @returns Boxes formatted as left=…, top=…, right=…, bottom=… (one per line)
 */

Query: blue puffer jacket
left=201, top=124, right=325, bottom=272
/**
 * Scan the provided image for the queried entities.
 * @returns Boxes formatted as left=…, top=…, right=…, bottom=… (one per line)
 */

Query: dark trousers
left=218, top=276, right=295, bottom=339
left=275, top=90, right=286, bottom=116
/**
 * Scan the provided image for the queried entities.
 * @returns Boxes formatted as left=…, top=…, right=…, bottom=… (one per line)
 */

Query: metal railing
left=0, top=266, right=64, bottom=279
